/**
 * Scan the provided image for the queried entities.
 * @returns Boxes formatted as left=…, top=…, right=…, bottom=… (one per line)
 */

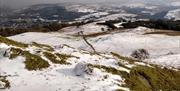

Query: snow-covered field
left=9, top=25, right=180, bottom=68
left=1, top=1, right=180, bottom=90
left=0, top=43, right=128, bottom=91
left=65, top=4, right=97, bottom=13
left=0, top=22, right=179, bottom=91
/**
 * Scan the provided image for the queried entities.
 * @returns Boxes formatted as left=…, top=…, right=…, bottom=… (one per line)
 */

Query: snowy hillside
left=9, top=23, right=180, bottom=68
left=165, top=9, right=180, bottom=20
left=0, top=36, right=129, bottom=91
left=65, top=4, right=97, bottom=13
left=1, top=1, right=180, bottom=91
left=0, top=25, right=180, bottom=91
left=1, top=20, right=180, bottom=91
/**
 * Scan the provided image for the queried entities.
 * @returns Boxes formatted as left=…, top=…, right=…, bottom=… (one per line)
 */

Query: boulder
left=131, top=49, right=150, bottom=60
left=74, top=62, right=93, bottom=76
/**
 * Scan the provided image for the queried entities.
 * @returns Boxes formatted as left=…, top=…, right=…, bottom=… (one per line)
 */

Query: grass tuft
left=88, top=64, right=128, bottom=78
left=31, top=42, right=54, bottom=51
left=10, top=48, right=50, bottom=70
left=43, top=52, right=70, bottom=64
left=0, top=76, right=10, bottom=89
left=111, top=52, right=138, bottom=64
left=0, top=36, right=28, bottom=48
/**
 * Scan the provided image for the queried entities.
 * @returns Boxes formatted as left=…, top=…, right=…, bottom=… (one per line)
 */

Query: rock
left=0, top=44, right=10, bottom=58
left=74, top=62, right=93, bottom=76
left=131, top=49, right=150, bottom=60
left=0, top=48, right=6, bottom=57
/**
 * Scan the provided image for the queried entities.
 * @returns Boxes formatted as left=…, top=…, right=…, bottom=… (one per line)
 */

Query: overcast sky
left=0, top=0, right=179, bottom=9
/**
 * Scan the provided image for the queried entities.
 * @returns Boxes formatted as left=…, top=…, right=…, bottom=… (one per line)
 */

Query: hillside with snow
left=1, top=2, right=180, bottom=91
left=9, top=25, right=180, bottom=68
left=165, top=9, right=180, bottom=20
left=0, top=21, right=179, bottom=91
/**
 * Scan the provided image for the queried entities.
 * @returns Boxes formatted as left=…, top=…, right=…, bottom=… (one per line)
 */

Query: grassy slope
left=0, top=36, right=28, bottom=48
left=126, top=66, right=180, bottom=91
left=111, top=52, right=180, bottom=91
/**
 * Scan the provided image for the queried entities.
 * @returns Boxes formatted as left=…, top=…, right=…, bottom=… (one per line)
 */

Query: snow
left=0, top=43, right=10, bottom=58
left=2, top=2, right=180, bottom=91
left=76, top=12, right=109, bottom=21
left=61, top=22, right=108, bottom=35
left=0, top=81, right=6, bottom=89
left=141, top=11, right=155, bottom=15
left=9, top=25, right=180, bottom=69
left=97, top=13, right=137, bottom=21
left=8, top=22, right=108, bottom=47
left=8, top=32, right=83, bottom=47
left=65, top=4, right=97, bottom=13
left=165, top=9, right=180, bottom=20
left=0, top=43, right=127, bottom=91
left=148, top=54, right=180, bottom=68
left=126, top=27, right=153, bottom=34
left=5, top=22, right=180, bottom=90
left=114, top=22, right=124, bottom=28
left=89, top=32, right=180, bottom=57
left=73, top=62, right=93, bottom=76
left=4, top=65, right=121, bottom=91
left=123, top=3, right=157, bottom=10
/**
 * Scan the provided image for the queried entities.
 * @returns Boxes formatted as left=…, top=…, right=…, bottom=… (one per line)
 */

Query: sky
left=0, top=0, right=179, bottom=9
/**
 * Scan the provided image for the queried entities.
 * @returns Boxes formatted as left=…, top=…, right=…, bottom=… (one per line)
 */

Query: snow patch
left=165, top=9, right=180, bottom=20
